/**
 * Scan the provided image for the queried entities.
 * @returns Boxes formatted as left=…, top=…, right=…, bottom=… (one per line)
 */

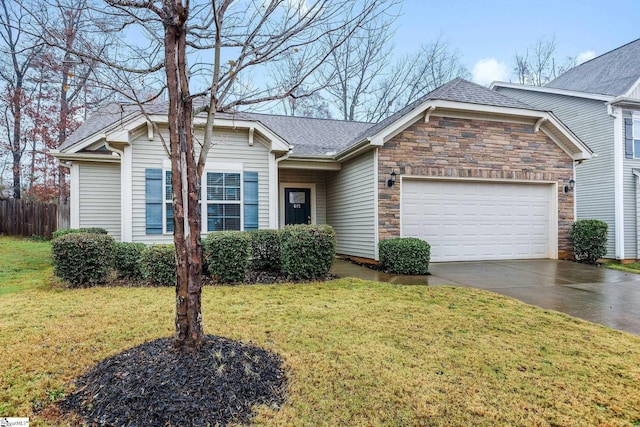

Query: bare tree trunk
left=164, top=2, right=203, bottom=351
left=11, top=87, right=22, bottom=199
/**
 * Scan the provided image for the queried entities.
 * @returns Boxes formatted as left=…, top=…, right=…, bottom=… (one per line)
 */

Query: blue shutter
left=243, top=171, right=259, bottom=231
left=145, top=168, right=163, bottom=234
left=625, top=118, right=633, bottom=159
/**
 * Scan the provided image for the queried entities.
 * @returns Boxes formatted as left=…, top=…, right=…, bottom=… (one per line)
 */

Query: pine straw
left=60, top=336, right=286, bottom=426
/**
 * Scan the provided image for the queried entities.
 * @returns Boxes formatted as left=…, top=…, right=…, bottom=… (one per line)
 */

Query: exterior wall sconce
left=564, top=178, right=575, bottom=193
left=387, top=170, right=397, bottom=187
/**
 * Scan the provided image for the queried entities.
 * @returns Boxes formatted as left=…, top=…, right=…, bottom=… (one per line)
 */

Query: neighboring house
left=53, top=78, right=591, bottom=262
left=493, top=38, right=640, bottom=261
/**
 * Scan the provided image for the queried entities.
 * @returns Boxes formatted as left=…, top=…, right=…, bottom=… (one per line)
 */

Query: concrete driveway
left=330, top=259, right=640, bottom=335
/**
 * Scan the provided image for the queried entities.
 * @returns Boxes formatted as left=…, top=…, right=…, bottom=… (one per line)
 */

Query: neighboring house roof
left=545, top=38, right=640, bottom=96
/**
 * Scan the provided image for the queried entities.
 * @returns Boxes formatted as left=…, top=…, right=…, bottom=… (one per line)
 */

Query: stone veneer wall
left=378, top=116, right=575, bottom=258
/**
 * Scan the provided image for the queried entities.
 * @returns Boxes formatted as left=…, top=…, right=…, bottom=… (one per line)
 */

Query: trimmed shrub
left=140, top=244, right=176, bottom=286
left=113, top=242, right=146, bottom=279
left=570, top=219, right=608, bottom=264
left=52, top=227, right=109, bottom=239
left=204, top=231, right=251, bottom=283
left=250, top=229, right=281, bottom=271
left=280, top=224, right=336, bottom=280
left=52, top=233, right=115, bottom=286
left=379, top=237, right=431, bottom=275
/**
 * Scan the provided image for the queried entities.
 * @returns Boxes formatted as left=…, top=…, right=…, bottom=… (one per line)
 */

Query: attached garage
left=401, top=179, right=557, bottom=262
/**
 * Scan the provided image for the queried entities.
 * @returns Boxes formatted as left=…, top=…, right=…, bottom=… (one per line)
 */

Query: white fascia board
left=608, top=96, right=640, bottom=108
left=278, top=158, right=342, bottom=170
left=189, top=116, right=290, bottom=153
left=51, top=152, right=121, bottom=163
left=491, top=81, right=614, bottom=102
left=364, top=98, right=592, bottom=161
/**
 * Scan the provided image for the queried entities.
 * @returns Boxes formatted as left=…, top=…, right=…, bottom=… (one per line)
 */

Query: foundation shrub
left=280, top=225, right=336, bottom=280
left=570, top=219, right=608, bottom=264
left=113, top=242, right=146, bottom=279
left=52, top=228, right=108, bottom=239
left=379, top=237, right=431, bottom=275
left=51, top=233, right=115, bottom=286
left=140, top=244, right=176, bottom=286
left=204, top=231, right=251, bottom=283
left=250, top=229, right=281, bottom=271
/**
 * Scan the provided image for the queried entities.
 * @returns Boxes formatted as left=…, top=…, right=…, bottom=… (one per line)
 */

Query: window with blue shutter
left=145, top=168, right=163, bottom=234
left=243, top=171, right=259, bottom=231
left=625, top=118, right=633, bottom=159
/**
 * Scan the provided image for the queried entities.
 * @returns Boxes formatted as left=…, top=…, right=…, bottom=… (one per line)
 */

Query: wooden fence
left=0, top=199, right=69, bottom=240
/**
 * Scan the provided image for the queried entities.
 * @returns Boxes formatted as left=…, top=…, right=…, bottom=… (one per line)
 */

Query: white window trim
left=633, top=117, right=640, bottom=159
left=203, top=170, right=243, bottom=233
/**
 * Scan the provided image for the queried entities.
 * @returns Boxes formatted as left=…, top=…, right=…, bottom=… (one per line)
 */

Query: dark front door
left=284, top=188, right=311, bottom=225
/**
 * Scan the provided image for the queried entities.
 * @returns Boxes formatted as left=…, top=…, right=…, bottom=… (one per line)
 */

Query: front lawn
left=1, top=237, right=640, bottom=426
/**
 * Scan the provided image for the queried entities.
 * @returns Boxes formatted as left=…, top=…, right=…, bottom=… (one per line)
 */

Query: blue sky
left=393, top=0, right=640, bottom=85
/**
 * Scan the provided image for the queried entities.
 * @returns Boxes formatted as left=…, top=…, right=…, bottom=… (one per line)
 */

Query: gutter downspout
left=608, top=103, right=624, bottom=260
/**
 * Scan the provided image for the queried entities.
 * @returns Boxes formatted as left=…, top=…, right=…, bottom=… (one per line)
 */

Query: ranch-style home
left=53, top=78, right=592, bottom=262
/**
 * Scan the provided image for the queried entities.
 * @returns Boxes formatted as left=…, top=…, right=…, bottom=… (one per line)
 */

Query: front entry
left=284, top=188, right=311, bottom=225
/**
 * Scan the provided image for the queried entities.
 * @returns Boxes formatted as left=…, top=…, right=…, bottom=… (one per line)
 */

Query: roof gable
left=546, top=38, right=640, bottom=96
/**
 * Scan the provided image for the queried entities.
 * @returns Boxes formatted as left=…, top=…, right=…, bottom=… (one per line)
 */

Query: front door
left=284, top=188, right=311, bottom=225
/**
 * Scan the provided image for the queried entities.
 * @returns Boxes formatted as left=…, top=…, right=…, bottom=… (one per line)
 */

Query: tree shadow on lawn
left=59, top=335, right=287, bottom=426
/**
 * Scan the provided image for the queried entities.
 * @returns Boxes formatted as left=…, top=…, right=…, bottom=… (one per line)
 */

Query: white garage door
left=401, top=179, right=554, bottom=262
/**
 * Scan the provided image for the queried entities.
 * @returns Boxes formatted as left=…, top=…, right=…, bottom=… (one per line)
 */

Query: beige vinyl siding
left=326, top=150, right=376, bottom=259
left=496, top=87, right=616, bottom=258
left=78, top=162, right=121, bottom=240
left=278, top=169, right=327, bottom=225
left=131, top=126, right=271, bottom=244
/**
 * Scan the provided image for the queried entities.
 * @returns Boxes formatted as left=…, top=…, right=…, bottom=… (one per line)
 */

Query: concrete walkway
left=330, top=259, right=640, bottom=335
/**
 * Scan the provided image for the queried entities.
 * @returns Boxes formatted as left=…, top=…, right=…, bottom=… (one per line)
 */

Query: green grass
left=0, top=237, right=54, bottom=295
left=2, top=237, right=640, bottom=426
left=606, top=262, right=640, bottom=274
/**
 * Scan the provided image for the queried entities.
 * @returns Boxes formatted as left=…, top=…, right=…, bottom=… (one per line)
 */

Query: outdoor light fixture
left=387, top=170, right=397, bottom=188
left=564, top=178, right=575, bottom=193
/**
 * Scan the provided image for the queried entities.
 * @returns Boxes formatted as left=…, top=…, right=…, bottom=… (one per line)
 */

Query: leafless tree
left=0, top=0, right=43, bottom=199
left=513, top=35, right=575, bottom=86
left=47, top=0, right=395, bottom=351
left=364, top=37, right=468, bottom=122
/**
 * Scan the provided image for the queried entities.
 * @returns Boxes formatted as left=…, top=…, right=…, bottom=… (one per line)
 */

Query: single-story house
left=53, top=78, right=592, bottom=262
left=493, top=38, right=640, bottom=261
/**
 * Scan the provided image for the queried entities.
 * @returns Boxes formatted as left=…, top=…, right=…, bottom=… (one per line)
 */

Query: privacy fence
left=0, top=199, right=69, bottom=240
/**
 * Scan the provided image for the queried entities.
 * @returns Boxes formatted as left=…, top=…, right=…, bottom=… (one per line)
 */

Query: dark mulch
left=59, top=335, right=287, bottom=426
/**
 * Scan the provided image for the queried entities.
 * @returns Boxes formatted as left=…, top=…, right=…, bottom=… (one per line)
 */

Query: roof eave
left=491, top=81, right=615, bottom=102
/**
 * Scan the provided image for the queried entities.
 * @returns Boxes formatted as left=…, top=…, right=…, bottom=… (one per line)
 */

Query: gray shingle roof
left=61, top=78, right=540, bottom=157
left=349, top=78, right=539, bottom=145
left=546, top=38, right=640, bottom=96
left=241, top=113, right=372, bottom=155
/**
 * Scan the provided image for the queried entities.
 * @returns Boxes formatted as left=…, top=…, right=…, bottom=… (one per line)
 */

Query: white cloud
left=471, top=58, right=509, bottom=86
left=576, top=50, right=596, bottom=65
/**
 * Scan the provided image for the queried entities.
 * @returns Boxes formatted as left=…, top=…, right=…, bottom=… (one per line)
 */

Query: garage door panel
left=401, top=180, right=553, bottom=262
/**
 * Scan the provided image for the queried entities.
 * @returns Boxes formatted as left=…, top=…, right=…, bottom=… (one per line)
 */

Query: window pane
left=166, top=203, right=174, bottom=233
left=634, top=120, right=640, bottom=138
left=225, top=204, right=240, bottom=217
left=208, top=172, right=223, bottom=186
left=165, top=171, right=172, bottom=200
left=208, top=186, right=223, bottom=201
left=634, top=140, right=640, bottom=158
left=225, top=187, right=240, bottom=201
left=225, top=217, right=240, bottom=230
left=225, top=173, right=240, bottom=187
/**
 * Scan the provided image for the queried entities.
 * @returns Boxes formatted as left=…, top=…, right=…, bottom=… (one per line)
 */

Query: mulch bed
left=59, top=335, right=287, bottom=426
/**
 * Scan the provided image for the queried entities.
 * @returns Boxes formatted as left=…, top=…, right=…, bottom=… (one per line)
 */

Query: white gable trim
left=365, top=99, right=592, bottom=161
left=491, top=81, right=614, bottom=102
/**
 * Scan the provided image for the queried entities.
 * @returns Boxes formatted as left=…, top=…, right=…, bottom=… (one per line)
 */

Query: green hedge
left=379, top=237, right=430, bottom=275
left=52, top=227, right=108, bottom=239
left=51, top=233, right=115, bottom=286
left=250, top=229, right=281, bottom=271
left=280, top=225, right=336, bottom=280
left=113, top=242, right=146, bottom=279
left=570, top=219, right=608, bottom=264
left=204, top=231, right=251, bottom=283
left=140, top=245, right=176, bottom=286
